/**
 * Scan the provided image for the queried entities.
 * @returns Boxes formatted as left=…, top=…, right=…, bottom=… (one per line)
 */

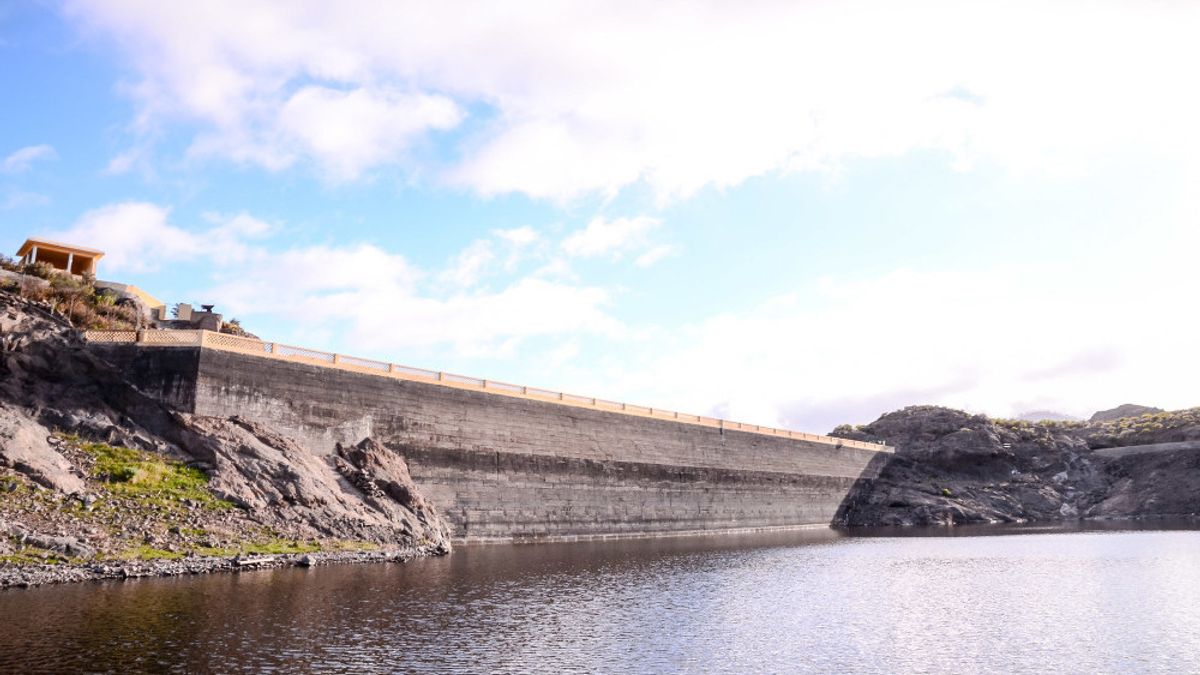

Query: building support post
left=29, top=246, right=38, bottom=264
left=66, top=253, right=74, bottom=276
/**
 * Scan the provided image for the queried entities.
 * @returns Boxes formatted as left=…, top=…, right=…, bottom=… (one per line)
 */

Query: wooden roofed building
left=15, top=238, right=104, bottom=277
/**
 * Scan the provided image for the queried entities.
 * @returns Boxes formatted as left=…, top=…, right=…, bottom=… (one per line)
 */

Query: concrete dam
left=87, top=330, right=892, bottom=543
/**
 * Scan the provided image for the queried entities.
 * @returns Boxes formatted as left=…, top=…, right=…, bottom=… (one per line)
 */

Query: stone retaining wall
left=93, top=344, right=888, bottom=542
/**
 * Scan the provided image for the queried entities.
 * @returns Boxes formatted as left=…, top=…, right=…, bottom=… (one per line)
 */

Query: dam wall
left=90, top=334, right=890, bottom=543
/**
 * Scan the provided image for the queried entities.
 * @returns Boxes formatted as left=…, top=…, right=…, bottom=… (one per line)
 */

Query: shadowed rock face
left=833, top=406, right=1200, bottom=527
left=0, top=290, right=451, bottom=559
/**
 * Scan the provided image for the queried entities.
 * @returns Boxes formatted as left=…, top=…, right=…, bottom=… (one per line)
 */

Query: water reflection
left=1, top=524, right=1198, bottom=673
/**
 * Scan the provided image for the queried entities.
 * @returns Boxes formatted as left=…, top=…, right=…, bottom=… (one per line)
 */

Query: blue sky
left=2, top=2, right=1198, bottom=431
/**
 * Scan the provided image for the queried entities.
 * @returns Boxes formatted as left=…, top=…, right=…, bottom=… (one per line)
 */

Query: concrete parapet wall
left=94, top=343, right=888, bottom=542
left=83, top=329, right=888, bottom=453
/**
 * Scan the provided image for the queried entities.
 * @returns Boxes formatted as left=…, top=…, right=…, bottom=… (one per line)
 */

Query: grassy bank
left=1, top=436, right=379, bottom=567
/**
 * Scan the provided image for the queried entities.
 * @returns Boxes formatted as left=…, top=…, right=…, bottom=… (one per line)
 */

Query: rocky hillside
left=0, top=289, right=451, bottom=587
left=1089, top=403, right=1163, bottom=422
left=832, top=405, right=1200, bottom=527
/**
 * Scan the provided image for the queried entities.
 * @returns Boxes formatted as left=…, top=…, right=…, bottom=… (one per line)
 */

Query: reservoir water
left=1, top=524, right=1198, bottom=673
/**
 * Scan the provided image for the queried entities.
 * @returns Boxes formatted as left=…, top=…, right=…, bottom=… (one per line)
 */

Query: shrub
left=0, top=266, right=140, bottom=330
left=20, top=261, right=56, bottom=280
left=220, top=318, right=249, bottom=337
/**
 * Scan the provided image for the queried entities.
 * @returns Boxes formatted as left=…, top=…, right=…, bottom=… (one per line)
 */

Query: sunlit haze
left=3, top=1, right=1198, bottom=431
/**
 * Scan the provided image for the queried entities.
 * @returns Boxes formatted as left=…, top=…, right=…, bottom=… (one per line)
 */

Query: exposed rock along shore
left=831, top=405, right=1200, bottom=527
left=0, top=288, right=452, bottom=589
left=2, top=275, right=1197, bottom=589
left=0, top=547, right=428, bottom=589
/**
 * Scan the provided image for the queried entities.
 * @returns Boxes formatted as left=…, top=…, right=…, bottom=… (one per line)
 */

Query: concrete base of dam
left=92, top=343, right=890, bottom=543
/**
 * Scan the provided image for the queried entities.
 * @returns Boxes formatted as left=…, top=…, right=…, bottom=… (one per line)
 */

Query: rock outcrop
left=0, top=288, right=450, bottom=583
left=1089, top=404, right=1164, bottom=423
left=833, top=405, right=1200, bottom=527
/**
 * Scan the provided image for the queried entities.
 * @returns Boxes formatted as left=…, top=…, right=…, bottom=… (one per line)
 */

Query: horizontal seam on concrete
left=454, top=522, right=834, bottom=545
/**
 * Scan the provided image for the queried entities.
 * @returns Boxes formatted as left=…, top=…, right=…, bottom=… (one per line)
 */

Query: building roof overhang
left=15, top=237, right=105, bottom=260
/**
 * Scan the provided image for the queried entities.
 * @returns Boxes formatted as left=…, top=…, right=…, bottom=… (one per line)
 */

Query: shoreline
left=8, top=514, right=1200, bottom=591
left=0, top=544, right=442, bottom=590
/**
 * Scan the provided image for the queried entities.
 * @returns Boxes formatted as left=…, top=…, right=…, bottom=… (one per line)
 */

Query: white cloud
left=635, top=244, right=675, bottom=268
left=493, top=226, right=538, bottom=247
left=103, top=150, right=137, bottom=175
left=561, top=216, right=659, bottom=259
left=102, top=142, right=158, bottom=176
left=2, top=145, right=56, bottom=173
left=205, top=211, right=274, bottom=239
left=48, top=200, right=1199, bottom=432
left=594, top=263, right=1200, bottom=432
left=2, top=190, right=51, bottom=210
left=208, top=244, right=619, bottom=358
left=52, top=202, right=199, bottom=273
left=547, top=338, right=580, bottom=367
left=63, top=3, right=1200, bottom=199
left=51, top=203, right=273, bottom=273
left=202, top=211, right=276, bottom=262
left=189, top=85, right=462, bottom=181
left=439, top=239, right=494, bottom=288
left=56, top=201, right=622, bottom=359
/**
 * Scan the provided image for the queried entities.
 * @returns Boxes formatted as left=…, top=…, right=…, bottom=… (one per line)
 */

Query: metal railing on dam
left=84, top=329, right=892, bottom=453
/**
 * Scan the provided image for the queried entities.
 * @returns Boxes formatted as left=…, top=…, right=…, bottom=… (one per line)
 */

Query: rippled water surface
left=2, top=524, right=1199, bottom=673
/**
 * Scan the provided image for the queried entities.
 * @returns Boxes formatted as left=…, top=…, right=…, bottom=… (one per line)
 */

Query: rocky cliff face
left=0, top=290, right=450, bottom=583
left=832, top=405, right=1200, bottom=527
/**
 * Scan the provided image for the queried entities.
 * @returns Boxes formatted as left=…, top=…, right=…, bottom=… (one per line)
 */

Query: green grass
left=7, top=438, right=388, bottom=565
left=327, top=540, right=381, bottom=552
left=79, top=442, right=234, bottom=512
left=0, top=474, right=24, bottom=497
left=0, top=540, right=75, bottom=566
left=195, top=539, right=321, bottom=557
left=0, top=551, right=57, bottom=565
left=192, top=539, right=378, bottom=558
left=118, top=545, right=184, bottom=561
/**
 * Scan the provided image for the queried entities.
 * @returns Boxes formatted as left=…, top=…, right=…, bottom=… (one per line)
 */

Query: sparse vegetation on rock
left=0, top=257, right=140, bottom=331
left=832, top=405, right=1200, bottom=527
left=0, top=287, right=449, bottom=588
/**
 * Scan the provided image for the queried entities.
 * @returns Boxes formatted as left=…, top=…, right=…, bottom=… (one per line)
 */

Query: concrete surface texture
left=95, top=344, right=888, bottom=542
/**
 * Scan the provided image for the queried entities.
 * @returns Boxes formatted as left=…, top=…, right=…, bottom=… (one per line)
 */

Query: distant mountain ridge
left=1089, top=404, right=1165, bottom=423
left=1016, top=410, right=1080, bottom=422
